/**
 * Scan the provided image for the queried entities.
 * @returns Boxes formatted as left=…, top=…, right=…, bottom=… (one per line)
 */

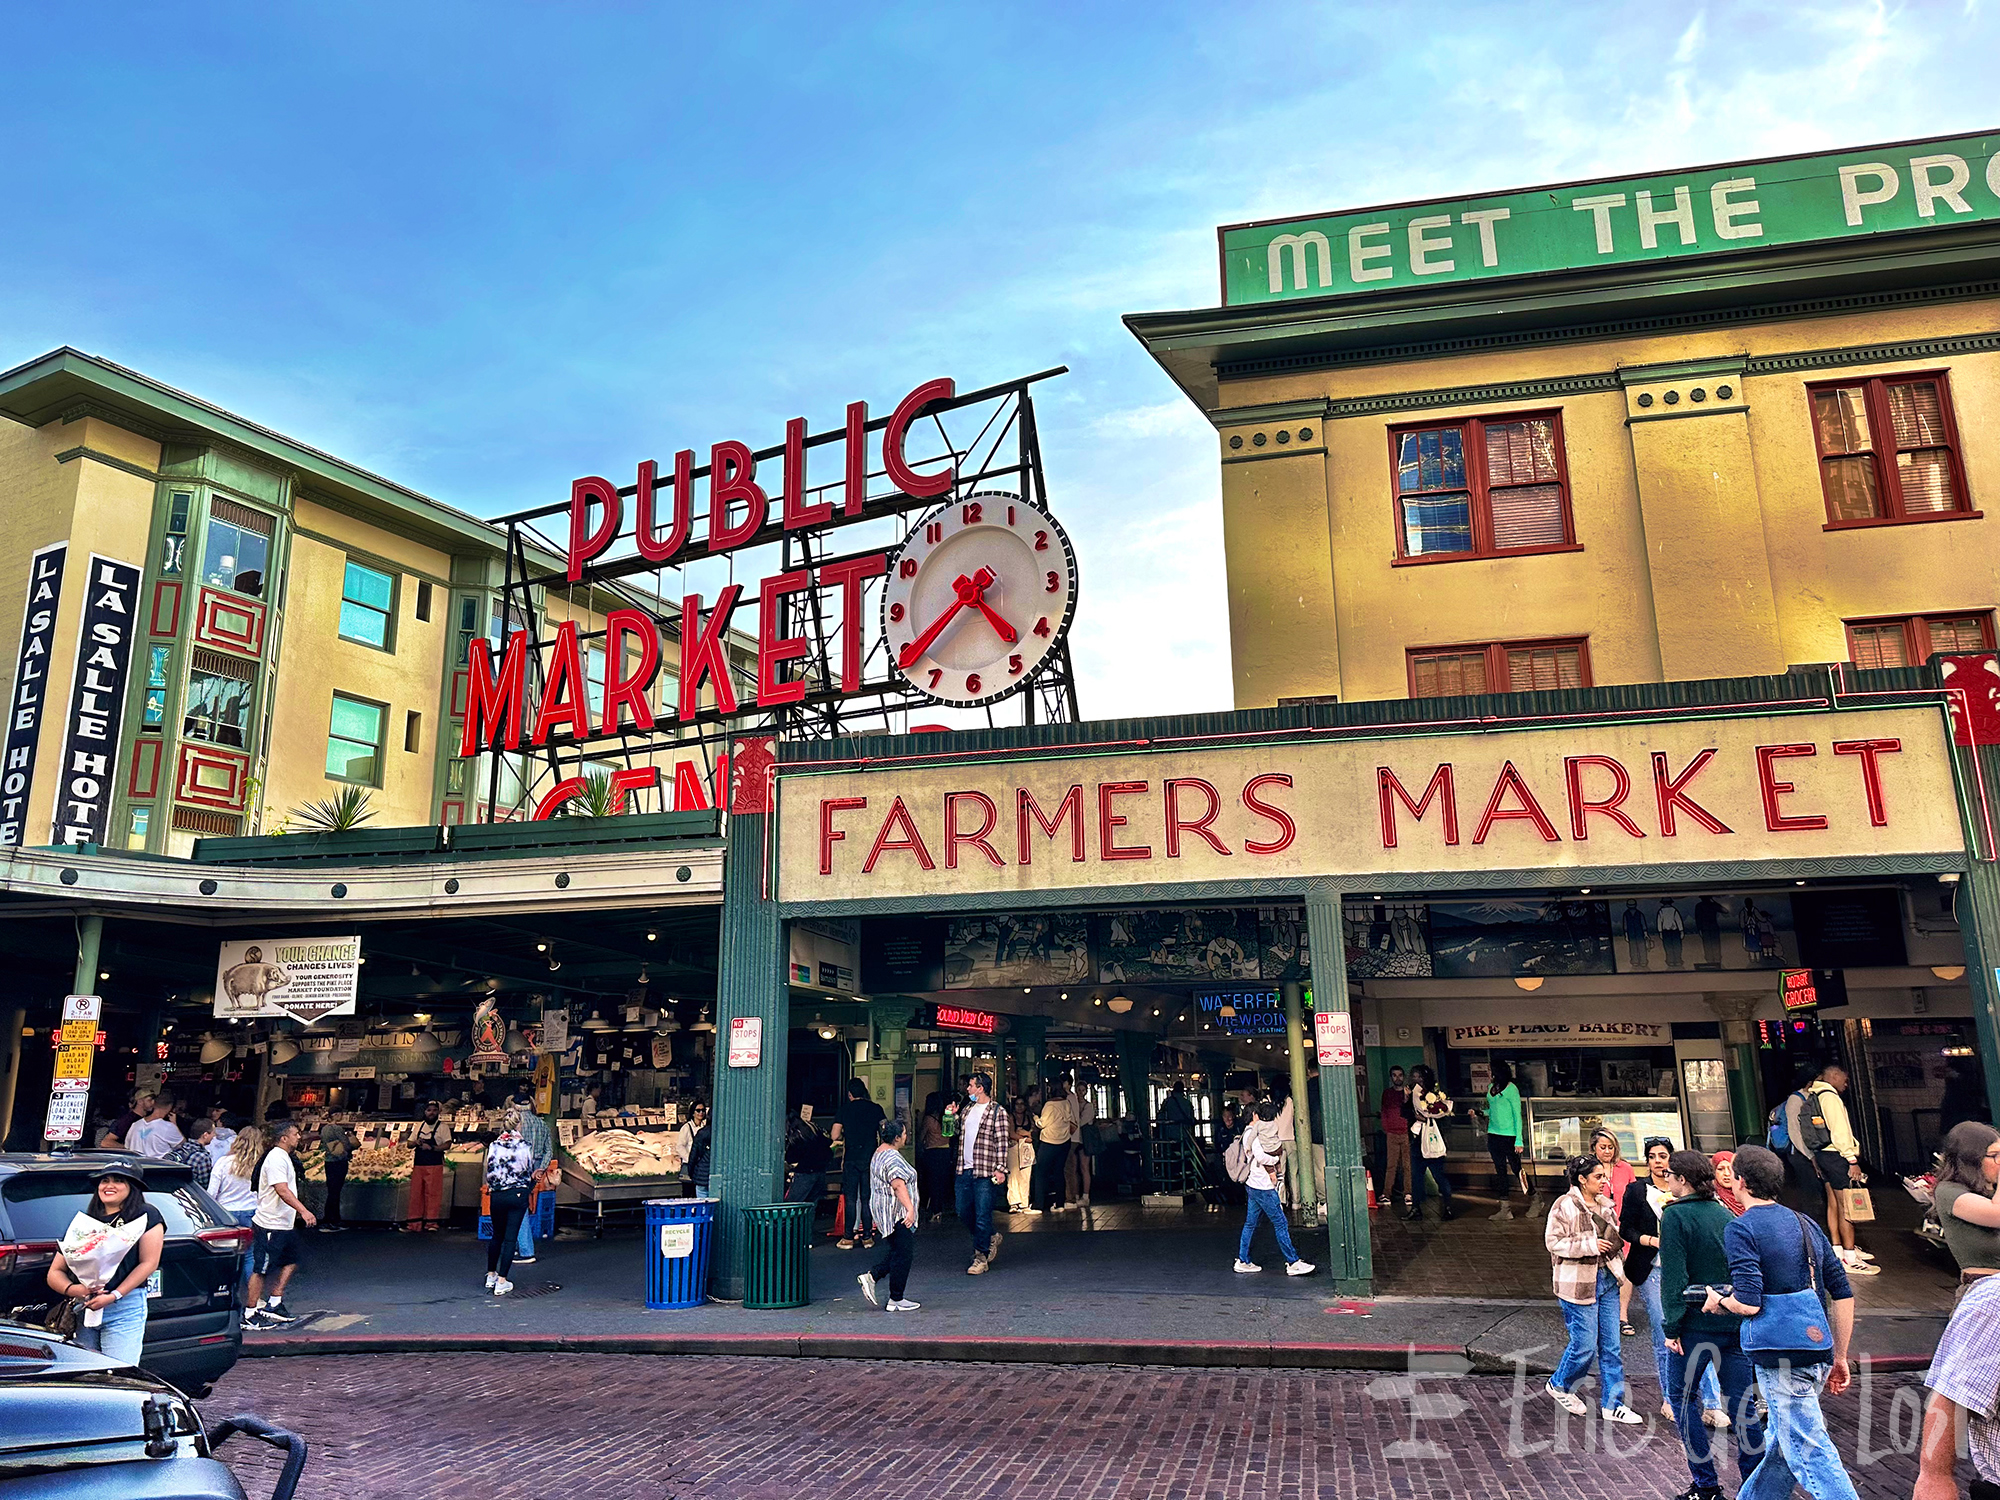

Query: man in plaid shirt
left=1919, top=1274, right=2000, bottom=1500
left=954, top=1072, right=1010, bottom=1275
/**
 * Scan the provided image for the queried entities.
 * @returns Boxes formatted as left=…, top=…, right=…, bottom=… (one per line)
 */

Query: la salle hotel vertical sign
left=1, top=543, right=65, bottom=846
left=52, top=555, right=141, bottom=846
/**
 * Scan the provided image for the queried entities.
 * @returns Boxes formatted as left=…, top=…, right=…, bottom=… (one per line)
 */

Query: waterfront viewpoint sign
left=780, top=707, right=1963, bottom=903
left=1221, top=130, right=2000, bottom=306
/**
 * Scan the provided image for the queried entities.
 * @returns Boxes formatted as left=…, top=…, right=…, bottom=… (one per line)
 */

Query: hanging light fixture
left=503, top=1019, right=529, bottom=1053
left=199, top=1032, right=233, bottom=1065
left=691, top=1006, right=716, bottom=1033
left=582, top=1009, right=614, bottom=1032
left=270, top=1037, right=300, bottom=1064
left=412, top=1023, right=442, bottom=1055
left=1514, top=976, right=1545, bottom=992
left=1107, top=997, right=1133, bottom=1014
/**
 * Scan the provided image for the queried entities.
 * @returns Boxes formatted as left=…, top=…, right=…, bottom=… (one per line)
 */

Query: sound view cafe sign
left=459, top=374, right=1080, bottom=815
left=779, top=706, right=1965, bottom=900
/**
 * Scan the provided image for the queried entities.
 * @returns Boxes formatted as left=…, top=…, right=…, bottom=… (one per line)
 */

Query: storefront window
left=182, top=668, right=254, bottom=748
left=326, top=694, right=385, bottom=784
left=200, top=517, right=268, bottom=598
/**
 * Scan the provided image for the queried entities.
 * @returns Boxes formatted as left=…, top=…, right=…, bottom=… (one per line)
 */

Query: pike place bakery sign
left=778, top=706, right=1964, bottom=903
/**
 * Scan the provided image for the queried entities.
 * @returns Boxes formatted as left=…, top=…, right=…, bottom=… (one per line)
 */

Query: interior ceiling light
left=535, top=940, right=549, bottom=952
left=1932, top=965, right=1967, bottom=981
left=818, top=1026, right=837, bottom=1041
left=548, top=957, right=562, bottom=971
left=582, top=1010, right=614, bottom=1031
left=691, top=1007, right=716, bottom=1033
left=638, top=965, right=650, bottom=984
left=646, top=930, right=657, bottom=942
left=503, top=1021, right=529, bottom=1053
left=412, top=1025, right=442, bottom=1055
left=1107, top=997, right=1133, bottom=1014
left=270, top=1037, right=299, bottom=1064
left=1514, top=976, right=1545, bottom=992
left=1218, top=1003, right=1237, bottom=1018
left=198, top=1032, right=233, bottom=1065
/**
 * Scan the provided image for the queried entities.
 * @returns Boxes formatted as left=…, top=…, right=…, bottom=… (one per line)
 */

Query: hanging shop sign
left=463, top=375, right=1081, bottom=764
left=926, top=1004, right=1000, bottom=1035
left=1194, top=988, right=1287, bottom=1037
left=1223, top=130, right=2000, bottom=306
left=783, top=706, right=1962, bottom=903
left=1447, top=1019, right=1670, bottom=1049
left=1781, top=969, right=1819, bottom=1011
left=213, top=936, right=362, bottom=1023
left=1, top=542, right=65, bottom=847
left=51, top=555, right=141, bottom=846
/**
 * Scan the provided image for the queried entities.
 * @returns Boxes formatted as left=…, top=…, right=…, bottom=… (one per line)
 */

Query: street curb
left=237, top=1331, right=1935, bottom=1375
left=239, top=1331, right=1470, bottom=1371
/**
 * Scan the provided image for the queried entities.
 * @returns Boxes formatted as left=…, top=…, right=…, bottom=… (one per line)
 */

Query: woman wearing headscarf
left=1711, top=1151, right=1748, bottom=1218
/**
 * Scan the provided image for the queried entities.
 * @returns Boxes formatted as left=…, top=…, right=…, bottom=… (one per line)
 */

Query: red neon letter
left=755, top=569, right=812, bottom=707
left=1164, top=778, right=1231, bottom=857
left=567, top=476, right=622, bottom=582
left=531, top=776, right=586, bottom=820
left=844, top=400, right=868, bottom=517
left=817, top=552, right=888, bottom=692
left=1243, top=773, right=1297, bottom=854
left=707, top=440, right=768, bottom=552
left=608, top=765, right=660, bottom=813
left=1834, top=737, right=1901, bottom=827
left=600, top=608, right=659, bottom=736
left=1017, top=785, right=1085, bottom=864
left=1652, top=749, right=1732, bottom=836
left=944, top=791, right=1004, bottom=869
left=820, top=796, right=867, bottom=874
left=635, top=454, right=693, bottom=565
left=532, top=620, right=592, bottom=745
left=1472, top=761, right=1561, bottom=844
left=1098, top=781, right=1152, bottom=860
left=863, top=796, right=936, bottom=873
left=1757, top=743, right=1829, bottom=832
left=1377, top=765, right=1458, bottom=848
left=678, top=586, right=741, bottom=720
left=780, top=416, right=829, bottom=530
left=1564, top=755, right=1646, bottom=840
left=459, top=631, right=529, bottom=754
left=883, top=378, right=956, bottom=498
left=672, top=761, right=711, bottom=812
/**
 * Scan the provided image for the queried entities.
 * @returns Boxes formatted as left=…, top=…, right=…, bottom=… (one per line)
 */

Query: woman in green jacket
left=1482, top=1060, right=1527, bottom=1221
left=1658, top=1149, right=1766, bottom=1500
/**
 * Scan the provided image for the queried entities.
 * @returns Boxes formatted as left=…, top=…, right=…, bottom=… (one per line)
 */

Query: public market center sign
left=780, top=707, right=1963, bottom=904
left=1221, top=130, right=2000, bottom=306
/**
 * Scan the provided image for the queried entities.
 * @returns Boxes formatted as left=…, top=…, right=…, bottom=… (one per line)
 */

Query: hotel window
left=199, top=500, right=272, bottom=598
left=586, top=642, right=607, bottom=721
left=142, top=645, right=171, bottom=728
left=1811, top=373, right=1973, bottom=525
left=127, top=807, right=149, bottom=851
left=339, top=561, right=395, bottom=650
left=160, top=491, right=192, bottom=576
left=1846, top=612, right=1994, bottom=669
left=325, top=694, right=386, bottom=785
left=1391, top=411, right=1574, bottom=561
left=1408, top=637, right=1590, bottom=699
left=182, top=650, right=256, bottom=748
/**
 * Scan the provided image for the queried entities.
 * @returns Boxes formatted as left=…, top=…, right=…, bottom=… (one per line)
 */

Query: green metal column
left=708, top=805, right=788, bottom=1300
left=1012, top=1016, right=1047, bottom=1095
left=1115, top=1029, right=1154, bottom=1172
left=1704, top=995, right=1766, bottom=1144
left=1305, top=891, right=1371, bottom=1294
left=1280, top=980, right=1319, bottom=1215
left=72, top=915, right=104, bottom=996
left=1948, top=727, right=2000, bottom=1127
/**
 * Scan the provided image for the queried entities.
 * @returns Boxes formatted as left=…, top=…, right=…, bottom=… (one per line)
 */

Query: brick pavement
left=202, top=1352, right=1931, bottom=1500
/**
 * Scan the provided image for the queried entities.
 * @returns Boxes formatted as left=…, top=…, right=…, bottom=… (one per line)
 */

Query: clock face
left=882, top=491, right=1077, bottom=707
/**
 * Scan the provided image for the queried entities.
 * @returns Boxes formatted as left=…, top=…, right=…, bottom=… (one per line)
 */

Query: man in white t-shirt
left=245, top=1120, right=317, bottom=1329
left=124, top=1097, right=186, bottom=1157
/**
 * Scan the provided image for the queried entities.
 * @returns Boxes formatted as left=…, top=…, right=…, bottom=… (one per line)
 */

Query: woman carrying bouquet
left=46, top=1163, right=165, bottom=1365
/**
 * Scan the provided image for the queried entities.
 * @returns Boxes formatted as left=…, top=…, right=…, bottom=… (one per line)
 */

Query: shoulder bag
left=1740, top=1210, right=1834, bottom=1355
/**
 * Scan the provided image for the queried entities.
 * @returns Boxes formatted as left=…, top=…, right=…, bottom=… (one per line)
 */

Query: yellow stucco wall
left=1217, top=297, right=2000, bottom=706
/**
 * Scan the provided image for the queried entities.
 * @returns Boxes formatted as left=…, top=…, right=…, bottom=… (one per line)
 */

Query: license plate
left=145, top=1270, right=162, bottom=1300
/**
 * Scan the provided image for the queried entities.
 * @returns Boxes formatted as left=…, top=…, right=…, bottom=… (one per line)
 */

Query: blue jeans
left=1410, top=1155, right=1453, bottom=1209
left=1638, top=1271, right=1723, bottom=1410
left=955, top=1170, right=997, bottom=1257
left=1551, top=1270, right=1628, bottom=1412
left=1738, top=1363, right=1861, bottom=1500
left=785, top=1170, right=825, bottom=1206
left=1240, top=1185, right=1301, bottom=1264
left=232, top=1209, right=256, bottom=1299
left=1668, top=1330, right=1766, bottom=1489
left=843, top=1160, right=873, bottom=1239
left=76, top=1287, right=149, bottom=1366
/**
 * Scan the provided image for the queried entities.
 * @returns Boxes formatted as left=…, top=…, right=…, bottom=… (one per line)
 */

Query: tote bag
left=1419, top=1120, right=1447, bottom=1160
left=1741, top=1211, right=1834, bottom=1356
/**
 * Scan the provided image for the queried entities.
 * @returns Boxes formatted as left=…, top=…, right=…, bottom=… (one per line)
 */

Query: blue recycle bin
left=478, top=1189, right=556, bottom=1241
left=645, top=1197, right=715, bottom=1310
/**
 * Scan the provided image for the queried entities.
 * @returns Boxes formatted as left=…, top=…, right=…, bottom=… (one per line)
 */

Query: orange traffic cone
left=1366, top=1171, right=1378, bottom=1211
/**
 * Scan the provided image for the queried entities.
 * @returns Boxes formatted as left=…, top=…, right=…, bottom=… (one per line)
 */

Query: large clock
left=882, top=491, right=1077, bottom=707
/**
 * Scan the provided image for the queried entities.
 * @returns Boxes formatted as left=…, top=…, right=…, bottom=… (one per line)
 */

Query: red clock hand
left=898, top=572, right=980, bottom=668
left=971, top=594, right=1017, bottom=644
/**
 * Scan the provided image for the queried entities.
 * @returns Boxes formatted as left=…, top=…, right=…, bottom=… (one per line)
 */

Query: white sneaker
left=484, top=1271, right=498, bottom=1290
left=1601, top=1405, right=1643, bottom=1425
left=1233, top=1259, right=1262, bottom=1273
left=1285, top=1260, right=1316, bottom=1277
left=858, top=1272, right=879, bottom=1307
left=887, top=1298, right=921, bottom=1312
left=1844, top=1257, right=1882, bottom=1276
left=1545, top=1383, right=1589, bottom=1415
left=492, top=1278, right=514, bottom=1296
left=1850, top=1249, right=1878, bottom=1262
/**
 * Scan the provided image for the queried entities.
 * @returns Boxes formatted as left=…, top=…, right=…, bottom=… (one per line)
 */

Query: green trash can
left=741, top=1201, right=814, bottom=1310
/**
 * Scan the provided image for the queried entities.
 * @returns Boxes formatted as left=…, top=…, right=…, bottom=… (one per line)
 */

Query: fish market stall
left=558, top=1124, right=688, bottom=1235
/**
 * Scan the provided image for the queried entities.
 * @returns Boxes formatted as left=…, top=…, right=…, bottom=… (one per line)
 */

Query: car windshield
left=2, top=1179, right=219, bottom=1241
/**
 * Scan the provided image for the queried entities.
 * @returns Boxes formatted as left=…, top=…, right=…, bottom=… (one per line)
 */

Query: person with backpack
left=1231, top=1099, right=1315, bottom=1276
left=1708, top=1144, right=1860, bottom=1500
left=1796, top=1065, right=1878, bottom=1276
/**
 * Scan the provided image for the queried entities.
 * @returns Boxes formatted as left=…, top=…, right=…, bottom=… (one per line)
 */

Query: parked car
left=0, top=1318, right=304, bottom=1497
left=0, top=1154, right=248, bottom=1397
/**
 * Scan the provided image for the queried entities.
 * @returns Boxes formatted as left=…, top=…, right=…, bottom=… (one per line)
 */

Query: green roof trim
left=192, top=809, right=723, bottom=865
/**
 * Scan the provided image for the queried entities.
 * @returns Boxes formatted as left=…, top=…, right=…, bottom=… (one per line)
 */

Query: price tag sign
left=727, top=1016, right=762, bottom=1069
left=43, top=1089, right=88, bottom=1142
left=1314, top=1011, right=1354, bottom=1067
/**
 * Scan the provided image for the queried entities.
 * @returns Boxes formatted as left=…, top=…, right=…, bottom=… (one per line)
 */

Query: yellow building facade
left=0, top=349, right=736, bottom=856
left=1129, top=132, right=2000, bottom=710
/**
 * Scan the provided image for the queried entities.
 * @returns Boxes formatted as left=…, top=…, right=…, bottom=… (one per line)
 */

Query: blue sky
left=3, top=3, right=1996, bottom=718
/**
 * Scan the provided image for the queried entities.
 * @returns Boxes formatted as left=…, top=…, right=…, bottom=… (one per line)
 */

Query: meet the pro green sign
left=1220, top=131, right=2000, bottom=307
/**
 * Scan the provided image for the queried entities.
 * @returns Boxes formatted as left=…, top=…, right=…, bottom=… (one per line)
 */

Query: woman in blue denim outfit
left=1543, top=1154, right=1643, bottom=1425
left=209, top=1123, right=265, bottom=1301
left=46, top=1165, right=166, bottom=1367
left=1623, top=1136, right=1728, bottom=1425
